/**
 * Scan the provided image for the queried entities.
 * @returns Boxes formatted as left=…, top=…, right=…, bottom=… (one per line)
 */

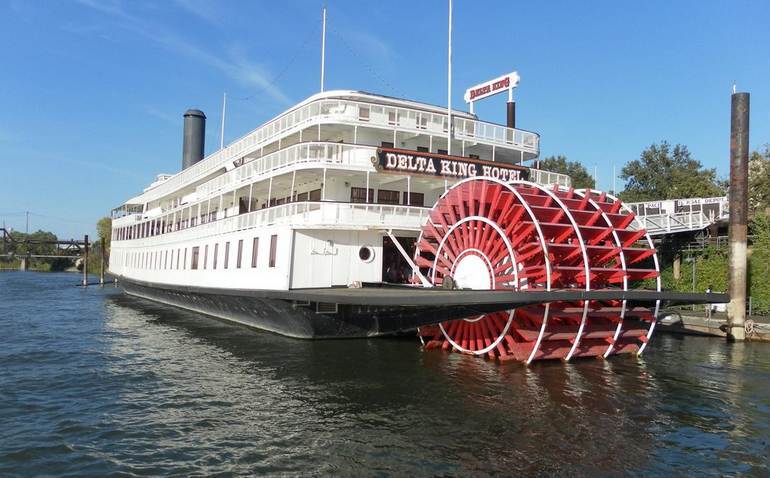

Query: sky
left=0, top=0, right=768, bottom=239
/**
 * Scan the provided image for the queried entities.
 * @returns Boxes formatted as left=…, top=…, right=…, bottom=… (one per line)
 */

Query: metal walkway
left=626, top=196, right=728, bottom=236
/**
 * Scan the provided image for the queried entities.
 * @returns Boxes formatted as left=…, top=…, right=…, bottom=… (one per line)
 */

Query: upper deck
left=123, top=90, right=540, bottom=208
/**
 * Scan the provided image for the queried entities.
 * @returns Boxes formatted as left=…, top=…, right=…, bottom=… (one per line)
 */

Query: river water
left=1, top=272, right=768, bottom=476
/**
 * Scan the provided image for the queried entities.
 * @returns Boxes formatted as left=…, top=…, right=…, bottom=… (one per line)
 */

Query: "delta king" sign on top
left=463, top=71, right=520, bottom=103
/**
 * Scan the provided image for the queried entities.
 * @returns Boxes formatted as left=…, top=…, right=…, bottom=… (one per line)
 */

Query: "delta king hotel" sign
left=375, top=147, right=529, bottom=182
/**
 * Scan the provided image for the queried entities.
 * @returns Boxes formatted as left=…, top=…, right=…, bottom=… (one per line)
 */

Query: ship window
left=469, top=154, right=480, bottom=159
left=403, top=192, right=425, bottom=207
left=387, top=111, right=397, bottom=125
left=213, top=243, right=218, bottom=269
left=296, top=192, right=309, bottom=202
left=381, top=141, right=394, bottom=148
left=237, top=240, right=243, bottom=268
left=251, top=237, right=259, bottom=268
left=224, top=242, right=230, bottom=269
left=309, top=189, right=322, bottom=201
left=164, top=250, right=168, bottom=269
left=417, top=114, right=427, bottom=129
left=269, top=235, right=277, bottom=267
left=176, top=249, right=181, bottom=270
left=417, top=146, right=429, bottom=152
left=359, top=106, right=370, bottom=121
left=183, top=248, right=187, bottom=270
left=438, top=149, right=448, bottom=155
left=191, top=246, right=200, bottom=270
left=351, top=187, right=374, bottom=203
left=377, top=189, right=400, bottom=205
left=203, top=245, right=208, bottom=269
left=358, top=246, right=374, bottom=263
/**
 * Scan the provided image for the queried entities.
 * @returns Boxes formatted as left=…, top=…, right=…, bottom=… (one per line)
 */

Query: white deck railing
left=197, top=143, right=374, bottom=197
left=116, top=201, right=430, bottom=247
left=636, top=212, right=712, bottom=236
left=130, top=97, right=540, bottom=205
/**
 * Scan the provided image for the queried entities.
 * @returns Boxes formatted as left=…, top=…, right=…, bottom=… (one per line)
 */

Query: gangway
left=626, top=196, right=728, bottom=236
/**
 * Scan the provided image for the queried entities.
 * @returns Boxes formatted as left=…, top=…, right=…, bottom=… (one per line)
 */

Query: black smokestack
left=182, top=109, right=206, bottom=170
left=506, top=101, right=516, bottom=129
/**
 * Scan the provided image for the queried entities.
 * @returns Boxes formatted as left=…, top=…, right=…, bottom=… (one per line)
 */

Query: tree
left=749, top=145, right=770, bottom=216
left=96, top=217, right=112, bottom=252
left=749, top=214, right=770, bottom=313
left=538, top=155, right=595, bottom=189
left=619, top=141, right=724, bottom=202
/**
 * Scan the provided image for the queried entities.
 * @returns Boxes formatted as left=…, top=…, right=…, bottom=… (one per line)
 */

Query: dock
left=657, top=310, right=770, bottom=341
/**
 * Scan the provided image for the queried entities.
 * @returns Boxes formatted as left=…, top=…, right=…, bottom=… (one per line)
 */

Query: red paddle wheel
left=415, top=178, right=661, bottom=363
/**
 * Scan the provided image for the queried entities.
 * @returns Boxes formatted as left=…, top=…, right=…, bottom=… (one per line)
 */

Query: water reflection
left=1, top=273, right=768, bottom=477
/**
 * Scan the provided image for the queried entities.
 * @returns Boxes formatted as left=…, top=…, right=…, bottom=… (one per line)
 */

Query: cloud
left=73, top=0, right=292, bottom=106
left=172, top=0, right=223, bottom=26
left=345, top=30, right=395, bottom=63
left=144, top=106, right=179, bottom=126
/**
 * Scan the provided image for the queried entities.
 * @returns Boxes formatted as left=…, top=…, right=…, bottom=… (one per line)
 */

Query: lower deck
left=110, top=221, right=420, bottom=291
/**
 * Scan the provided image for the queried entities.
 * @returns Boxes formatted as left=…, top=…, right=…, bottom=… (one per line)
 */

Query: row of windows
left=111, top=189, right=322, bottom=242
left=350, top=187, right=424, bottom=206
left=124, top=235, right=279, bottom=272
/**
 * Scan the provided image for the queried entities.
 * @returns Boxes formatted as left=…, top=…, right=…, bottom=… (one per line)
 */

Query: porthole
left=358, top=246, right=374, bottom=263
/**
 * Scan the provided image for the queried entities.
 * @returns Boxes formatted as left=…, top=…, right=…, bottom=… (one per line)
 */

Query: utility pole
left=100, top=236, right=106, bottom=286
left=82, top=234, right=89, bottom=287
left=612, top=163, right=617, bottom=194
left=727, top=91, right=749, bottom=341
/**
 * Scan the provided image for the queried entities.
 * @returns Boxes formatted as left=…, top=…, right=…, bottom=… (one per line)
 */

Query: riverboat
left=108, top=71, right=721, bottom=362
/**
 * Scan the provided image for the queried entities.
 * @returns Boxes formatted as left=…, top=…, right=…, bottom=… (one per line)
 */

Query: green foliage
left=749, top=145, right=770, bottom=216
left=538, top=155, right=595, bottom=189
left=85, top=217, right=112, bottom=276
left=749, top=214, right=770, bottom=313
left=6, top=230, right=58, bottom=256
left=656, top=217, right=770, bottom=314
left=619, top=141, right=724, bottom=202
left=660, top=246, right=729, bottom=294
left=97, top=217, right=112, bottom=252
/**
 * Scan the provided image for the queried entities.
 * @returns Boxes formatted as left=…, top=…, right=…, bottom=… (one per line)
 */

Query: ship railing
left=527, top=169, right=571, bottom=188
left=197, top=141, right=571, bottom=200
left=116, top=201, right=430, bottom=246
left=234, top=201, right=429, bottom=232
left=197, top=142, right=375, bottom=198
left=132, top=97, right=540, bottom=205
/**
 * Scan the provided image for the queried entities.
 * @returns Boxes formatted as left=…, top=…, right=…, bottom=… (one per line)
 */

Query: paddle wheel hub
left=414, top=177, right=661, bottom=363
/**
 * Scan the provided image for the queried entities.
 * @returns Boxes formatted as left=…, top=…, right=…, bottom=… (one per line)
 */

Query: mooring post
left=727, top=91, right=749, bottom=341
left=82, top=234, right=89, bottom=287
left=100, top=237, right=105, bottom=286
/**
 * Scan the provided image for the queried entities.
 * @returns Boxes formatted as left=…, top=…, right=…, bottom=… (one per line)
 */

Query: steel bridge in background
left=0, top=227, right=90, bottom=265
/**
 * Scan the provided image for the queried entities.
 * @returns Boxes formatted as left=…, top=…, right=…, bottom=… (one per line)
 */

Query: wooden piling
left=727, top=92, right=749, bottom=341
left=100, top=237, right=105, bottom=286
left=82, top=234, right=89, bottom=287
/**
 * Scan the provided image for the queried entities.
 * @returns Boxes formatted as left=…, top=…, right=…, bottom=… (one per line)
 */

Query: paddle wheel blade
left=415, top=178, right=661, bottom=363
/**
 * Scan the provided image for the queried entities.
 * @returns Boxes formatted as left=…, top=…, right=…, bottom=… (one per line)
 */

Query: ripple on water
left=1, top=272, right=769, bottom=476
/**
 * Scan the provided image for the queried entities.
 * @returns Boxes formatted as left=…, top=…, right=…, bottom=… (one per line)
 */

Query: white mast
left=447, top=0, right=453, bottom=156
left=321, top=6, right=327, bottom=92
left=220, top=91, right=227, bottom=150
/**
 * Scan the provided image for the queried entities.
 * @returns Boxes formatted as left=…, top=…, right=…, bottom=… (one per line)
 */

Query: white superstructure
left=109, top=90, right=569, bottom=291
